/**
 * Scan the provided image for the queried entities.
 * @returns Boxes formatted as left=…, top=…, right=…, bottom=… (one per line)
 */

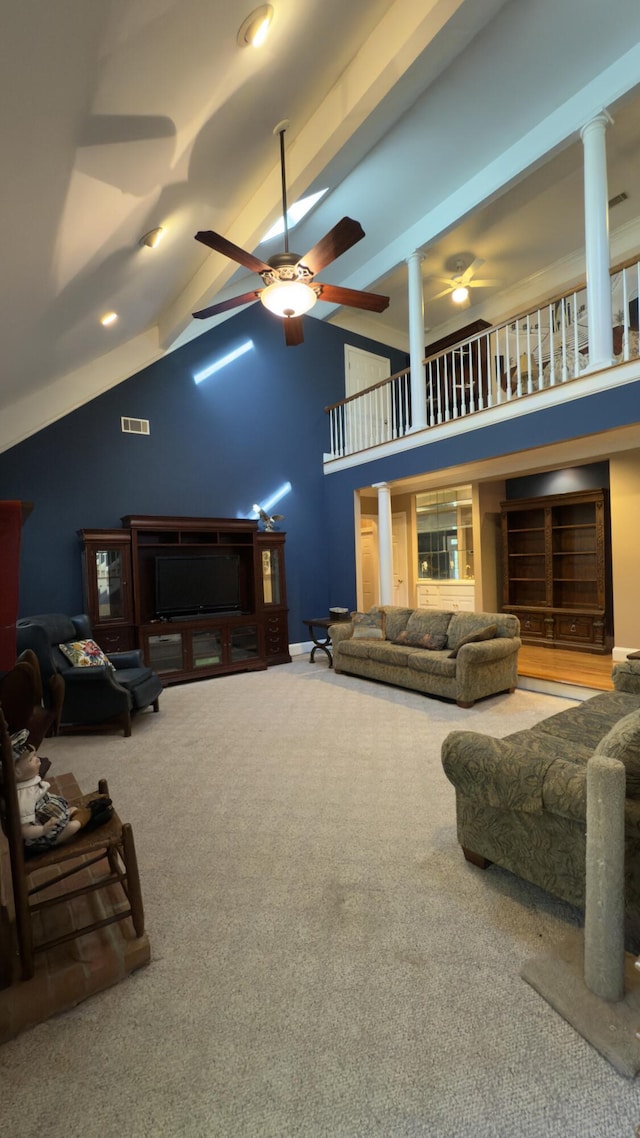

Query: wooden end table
left=303, top=617, right=335, bottom=667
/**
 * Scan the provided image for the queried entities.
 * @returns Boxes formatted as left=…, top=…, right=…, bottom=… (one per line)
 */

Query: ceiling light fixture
left=237, top=5, right=273, bottom=48
left=139, top=226, right=164, bottom=249
left=451, top=285, right=469, bottom=304
left=101, top=312, right=118, bottom=326
left=260, top=279, right=317, bottom=318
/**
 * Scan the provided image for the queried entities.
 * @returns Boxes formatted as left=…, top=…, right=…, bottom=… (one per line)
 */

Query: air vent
left=121, top=417, right=150, bottom=435
left=608, top=191, right=628, bottom=209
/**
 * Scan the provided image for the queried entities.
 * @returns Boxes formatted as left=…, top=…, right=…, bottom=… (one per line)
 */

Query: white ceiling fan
left=430, top=257, right=501, bottom=304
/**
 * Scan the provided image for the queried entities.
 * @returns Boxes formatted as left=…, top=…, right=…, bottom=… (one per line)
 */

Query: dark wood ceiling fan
left=192, top=120, right=389, bottom=346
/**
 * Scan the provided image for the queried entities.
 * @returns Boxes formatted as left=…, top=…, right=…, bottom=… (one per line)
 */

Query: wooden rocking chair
left=0, top=703, right=145, bottom=981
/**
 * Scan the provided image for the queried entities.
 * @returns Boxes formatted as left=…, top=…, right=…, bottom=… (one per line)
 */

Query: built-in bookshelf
left=500, top=489, right=611, bottom=653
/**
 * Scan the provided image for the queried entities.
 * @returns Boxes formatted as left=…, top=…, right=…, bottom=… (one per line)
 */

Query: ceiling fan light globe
left=451, top=285, right=469, bottom=304
left=260, top=280, right=317, bottom=318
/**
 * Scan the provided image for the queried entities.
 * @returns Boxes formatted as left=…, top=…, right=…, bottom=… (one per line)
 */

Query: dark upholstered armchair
left=15, top=614, right=162, bottom=737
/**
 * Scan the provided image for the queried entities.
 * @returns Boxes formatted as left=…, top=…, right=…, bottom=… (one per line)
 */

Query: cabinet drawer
left=439, top=594, right=475, bottom=612
left=517, top=612, right=549, bottom=638
left=416, top=583, right=475, bottom=611
left=264, top=614, right=289, bottom=656
left=95, top=626, right=135, bottom=652
left=555, top=615, right=594, bottom=644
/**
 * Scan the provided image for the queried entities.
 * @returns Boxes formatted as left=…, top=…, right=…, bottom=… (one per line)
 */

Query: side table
left=303, top=617, right=335, bottom=668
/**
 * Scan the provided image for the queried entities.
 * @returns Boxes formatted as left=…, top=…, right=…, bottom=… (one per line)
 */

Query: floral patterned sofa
left=441, top=661, right=640, bottom=919
left=330, top=605, right=521, bottom=708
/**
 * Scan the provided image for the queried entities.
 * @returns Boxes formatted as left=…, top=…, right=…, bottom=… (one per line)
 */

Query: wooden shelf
left=501, top=488, right=612, bottom=653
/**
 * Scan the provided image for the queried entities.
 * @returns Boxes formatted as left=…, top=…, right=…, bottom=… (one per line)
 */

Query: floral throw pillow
left=58, top=639, right=113, bottom=668
left=393, top=630, right=447, bottom=650
left=351, top=611, right=386, bottom=640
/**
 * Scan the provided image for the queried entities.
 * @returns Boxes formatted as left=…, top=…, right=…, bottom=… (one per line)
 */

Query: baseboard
left=613, top=645, right=639, bottom=662
left=517, top=674, right=594, bottom=701
left=290, top=640, right=314, bottom=658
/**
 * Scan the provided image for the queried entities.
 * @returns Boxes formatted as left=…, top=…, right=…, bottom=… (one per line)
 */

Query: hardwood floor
left=518, top=644, right=614, bottom=691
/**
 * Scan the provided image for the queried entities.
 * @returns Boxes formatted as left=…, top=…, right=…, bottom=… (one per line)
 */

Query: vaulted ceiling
left=2, top=0, right=640, bottom=452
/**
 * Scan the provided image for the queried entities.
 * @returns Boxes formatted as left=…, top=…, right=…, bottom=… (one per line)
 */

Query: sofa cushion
left=407, top=650, right=456, bottom=677
left=372, top=606, right=413, bottom=642
left=339, top=639, right=374, bottom=661
left=351, top=611, right=386, bottom=640
left=367, top=643, right=410, bottom=667
left=447, top=624, right=497, bottom=659
left=405, top=610, right=452, bottom=642
left=595, top=709, right=640, bottom=797
left=393, top=629, right=448, bottom=650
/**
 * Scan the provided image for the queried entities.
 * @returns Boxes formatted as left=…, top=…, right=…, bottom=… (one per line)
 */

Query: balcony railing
left=325, top=257, right=640, bottom=460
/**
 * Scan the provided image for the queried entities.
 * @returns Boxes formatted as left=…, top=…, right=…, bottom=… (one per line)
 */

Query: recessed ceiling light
left=237, top=5, right=273, bottom=48
left=139, top=226, right=164, bottom=249
left=101, top=312, right=118, bottom=326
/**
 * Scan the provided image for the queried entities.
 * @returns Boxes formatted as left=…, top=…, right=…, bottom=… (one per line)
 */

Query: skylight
left=261, top=190, right=328, bottom=243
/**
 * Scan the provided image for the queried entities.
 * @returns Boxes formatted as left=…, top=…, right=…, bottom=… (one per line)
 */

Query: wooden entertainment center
left=79, top=515, right=290, bottom=684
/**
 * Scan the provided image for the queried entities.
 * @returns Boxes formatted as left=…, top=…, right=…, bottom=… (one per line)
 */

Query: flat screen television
left=155, top=554, right=241, bottom=617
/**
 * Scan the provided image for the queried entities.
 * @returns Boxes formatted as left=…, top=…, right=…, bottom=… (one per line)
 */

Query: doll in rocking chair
left=11, top=729, right=113, bottom=858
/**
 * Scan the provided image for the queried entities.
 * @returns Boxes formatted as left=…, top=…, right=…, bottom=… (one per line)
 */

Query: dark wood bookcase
left=500, top=488, right=612, bottom=652
left=79, top=515, right=290, bottom=683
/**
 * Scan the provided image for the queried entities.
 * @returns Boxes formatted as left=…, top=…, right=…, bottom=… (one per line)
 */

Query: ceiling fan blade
left=468, top=279, right=501, bottom=288
left=315, top=283, right=389, bottom=313
left=283, top=316, right=304, bottom=346
left=193, top=290, right=262, bottom=320
left=431, top=287, right=453, bottom=300
left=299, top=217, right=365, bottom=276
left=195, top=231, right=272, bottom=275
left=460, top=257, right=485, bottom=284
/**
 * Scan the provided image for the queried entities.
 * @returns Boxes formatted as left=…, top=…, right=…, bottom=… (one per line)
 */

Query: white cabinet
left=416, top=582, right=475, bottom=612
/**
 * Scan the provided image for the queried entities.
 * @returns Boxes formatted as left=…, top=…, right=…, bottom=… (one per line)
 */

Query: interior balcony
left=324, top=256, right=640, bottom=472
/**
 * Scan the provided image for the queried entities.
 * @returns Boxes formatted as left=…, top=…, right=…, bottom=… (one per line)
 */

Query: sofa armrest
left=612, top=660, right=640, bottom=695
left=59, top=665, right=127, bottom=692
left=329, top=622, right=353, bottom=647
left=110, top=649, right=145, bottom=670
left=441, top=729, right=554, bottom=814
left=454, top=636, right=521, bottom=665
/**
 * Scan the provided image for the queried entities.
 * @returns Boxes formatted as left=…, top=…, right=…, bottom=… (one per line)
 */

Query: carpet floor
left=1, top=658, right=638, bottom=1137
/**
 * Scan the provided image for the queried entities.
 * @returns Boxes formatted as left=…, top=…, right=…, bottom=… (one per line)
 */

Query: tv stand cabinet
left=79, top=515, right=290, bottom=684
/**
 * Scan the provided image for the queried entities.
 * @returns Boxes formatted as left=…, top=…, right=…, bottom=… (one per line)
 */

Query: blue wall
left=0, top=304, right=406, bottom=643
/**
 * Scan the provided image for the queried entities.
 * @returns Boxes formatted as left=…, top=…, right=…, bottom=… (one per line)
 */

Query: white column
left=407, top=252, right=427, bottom=431
left=580, top=113, right=614, bottom=371
left=372, top=481, right=393, bottom=604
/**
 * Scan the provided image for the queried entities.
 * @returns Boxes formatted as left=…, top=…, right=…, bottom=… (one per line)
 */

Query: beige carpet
left=1, top=659, right=638, bottom=1137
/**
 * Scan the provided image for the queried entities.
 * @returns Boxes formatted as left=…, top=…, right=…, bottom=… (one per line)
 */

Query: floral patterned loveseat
left=441, top=662, right=640, bottom=919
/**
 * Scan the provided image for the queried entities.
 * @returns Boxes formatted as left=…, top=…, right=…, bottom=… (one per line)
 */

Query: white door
left=392, top=512, right=408, bottom=606
left=345, top=346, right=392, bottom=450
left=360, top=521, right=379, bottom=611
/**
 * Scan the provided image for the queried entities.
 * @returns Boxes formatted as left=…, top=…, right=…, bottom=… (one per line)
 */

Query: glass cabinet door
left=262, top=549, right=281, bottom=604
left=80, top=532, right=134, bottom=629
left=192, top=628, right=223, bottom=668
left=230, top=625, right=258, bottom=662
left=95, top=548, right=127, bottom=619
